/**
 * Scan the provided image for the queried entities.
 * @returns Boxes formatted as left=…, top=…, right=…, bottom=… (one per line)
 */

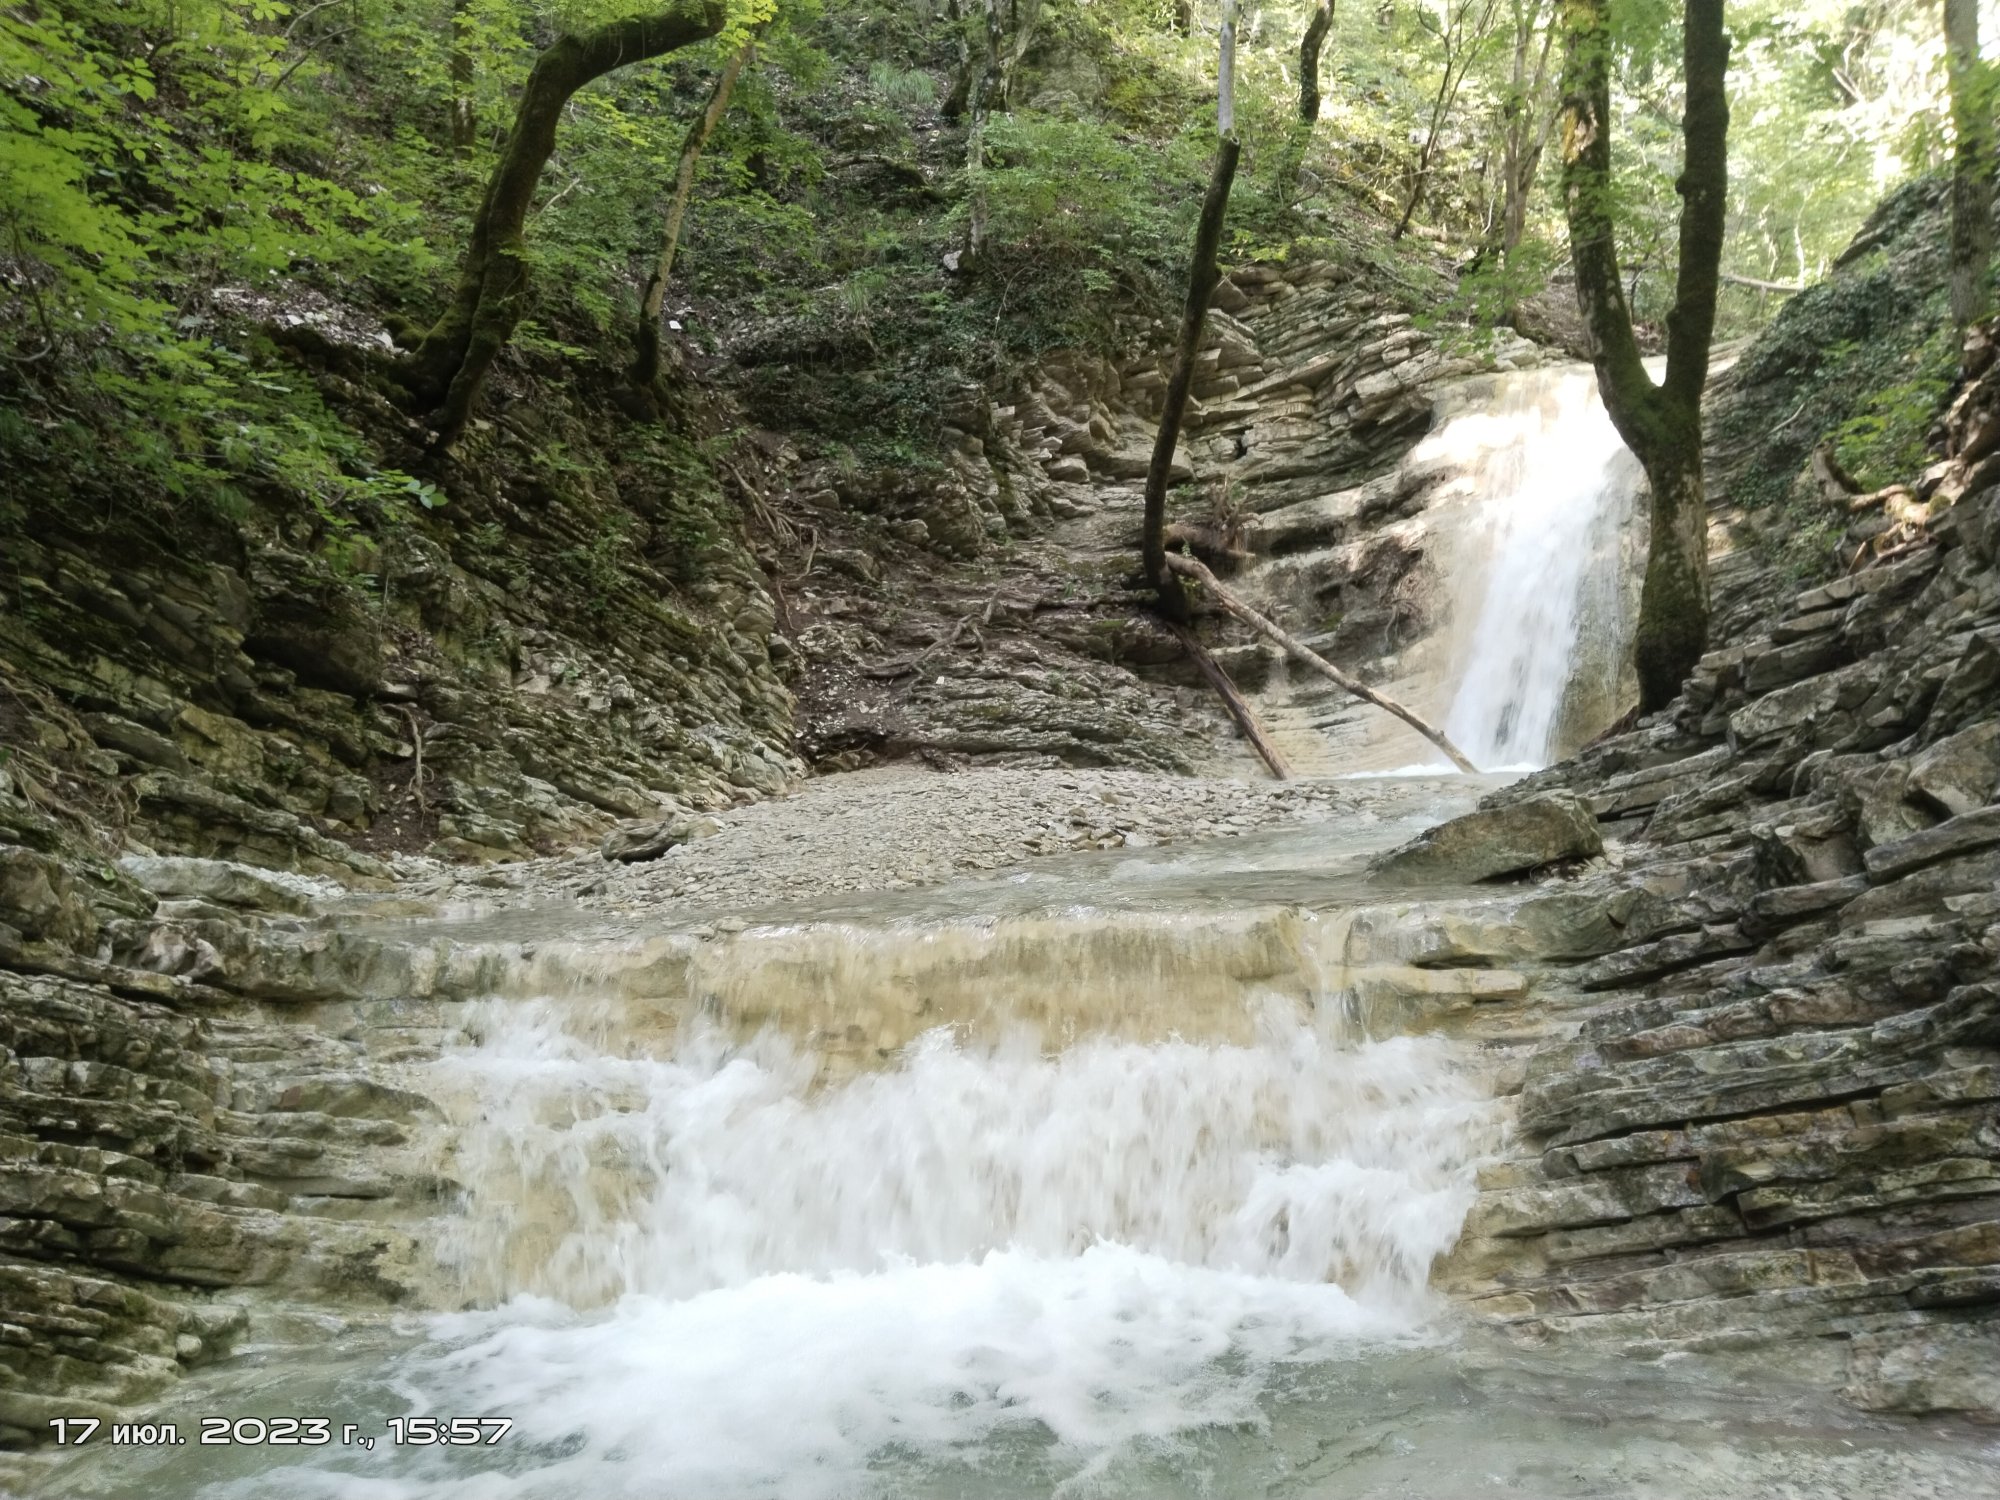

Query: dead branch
left=1165, top=552, right=1478, bottom=773
left=400, top=705, right=429, bottom=811
left=1165, top=621, right=1290, bottom=780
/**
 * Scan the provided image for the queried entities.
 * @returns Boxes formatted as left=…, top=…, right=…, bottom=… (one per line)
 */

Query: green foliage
left=1830, top=329, right=1955, bottom=491
left=955, top=110, right=1202, bottom=342
left=0, top=0, right=1977, bottom=616
left=1710, top=177, right=1957, bottom=583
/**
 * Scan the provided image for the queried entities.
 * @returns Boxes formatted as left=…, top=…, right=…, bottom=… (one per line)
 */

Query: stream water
left=38, top=371, right=2000, bottom=1499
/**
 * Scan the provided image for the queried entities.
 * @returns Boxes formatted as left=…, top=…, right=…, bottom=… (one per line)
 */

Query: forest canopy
left=0, top=0, right=1983, bottom=512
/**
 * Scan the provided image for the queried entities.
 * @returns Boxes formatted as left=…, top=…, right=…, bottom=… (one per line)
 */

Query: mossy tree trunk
left=1300, top=1, right=1333, bottom=122
left=1946, top=0, right=1994, bottom=330
left=1142, top=0, right=1239, bottom=622
left=632, top=37, right=754, bottom=390
left=1559, top=0, right=1727, bottom=712
left=404, top=2, right=726, bottom=444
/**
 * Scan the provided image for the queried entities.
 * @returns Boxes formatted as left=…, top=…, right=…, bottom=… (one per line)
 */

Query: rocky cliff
left=1440, top=318, right=2000, bottom=1419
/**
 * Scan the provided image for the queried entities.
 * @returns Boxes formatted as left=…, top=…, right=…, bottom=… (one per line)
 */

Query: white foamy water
left=1427, top=365, right=1644, bottom=770
left=428, top=1000, right=1499, bottom=1310
left=217, top=996, right=1494, bottom=1498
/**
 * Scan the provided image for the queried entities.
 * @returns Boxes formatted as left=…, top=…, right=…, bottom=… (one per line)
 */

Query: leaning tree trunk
left=1299, top=1, right=1333, bottom=122
left=1946, top=0, right=1994, bottom=329
left=1559, top=0, right=1727, bottom=712
left=1141, top=0, right=1240, bottom=621
left=403, top=4, right=725, bottom=444
left=633, top=37, right=754, bottom=390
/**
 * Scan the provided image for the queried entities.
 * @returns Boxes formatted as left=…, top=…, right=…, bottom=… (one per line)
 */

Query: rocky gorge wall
left=1433, top=325, right=2000, bottom=1419
left=779, top=254, right=1557, bottom=775
left=9, top=197, right=1996, bottom=1463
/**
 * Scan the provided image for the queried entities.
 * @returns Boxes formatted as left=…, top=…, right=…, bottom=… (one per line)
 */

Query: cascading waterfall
left=395, top=989, right=1501, bottom=1497
left=1425, top=365, right=1645, bottom=770
left=431, top=998, right=1496, bottom=1308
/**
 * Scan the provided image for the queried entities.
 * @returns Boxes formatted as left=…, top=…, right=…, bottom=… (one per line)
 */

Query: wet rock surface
left=1444, top=425, right=2000, bottom=1416
left=1370, top=790, right=1602, bottom=884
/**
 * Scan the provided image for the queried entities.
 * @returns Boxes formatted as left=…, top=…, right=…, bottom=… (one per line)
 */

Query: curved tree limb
left=403, top=1, right=728, bottom=445
left=1165, top=553, right=1478, bottom=774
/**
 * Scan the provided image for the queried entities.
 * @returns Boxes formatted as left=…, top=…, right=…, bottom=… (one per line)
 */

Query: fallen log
left=1164, top=621, right=1290, bottom=780
left=1165, top=552, right=1479, bottom=774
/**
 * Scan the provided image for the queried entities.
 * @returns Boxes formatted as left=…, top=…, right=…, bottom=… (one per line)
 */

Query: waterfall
left=430, top=999, right=1496, bottom=1310
left=365, top=961, right=1502, bottom=1499
left=1425, top=365, right=1645, bottom=770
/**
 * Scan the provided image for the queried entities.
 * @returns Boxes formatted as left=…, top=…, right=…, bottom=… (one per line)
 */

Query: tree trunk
left=1394, top=70, right=1454, bottom=240
left=632, top=38, right=753, bottom=390
left=1392, top=0, right=1501, bottom=241
left=1946, top=0, right=1994, bottom=329
left=1217, top=0, right=1236, bottom=135
left=1299, top=2, right=1333, bottom=123
left=941, top=0, right=974, bottom=118
left=1496, top=0, right=1555, bottom=261
left=1559, top=0, right=1727, bottom=712
left=961, top=0, right=1008, bottom=264
left=449, top=0, right=476, bottom=157
left=403, top=4, right=726, bottom=443
left=1141, top=0, right=1240, bottom=622
left=1142, top=145, right=1239, bottom=620
left=1278, top=1, right=1333, bottom=204
left=1165, top=621, right=1291, bottom=779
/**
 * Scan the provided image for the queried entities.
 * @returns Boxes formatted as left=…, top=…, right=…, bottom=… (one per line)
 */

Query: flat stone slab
left=1370, top=792, right=1603, bottom=885
left=1864, top=803, right=2000, bottom=880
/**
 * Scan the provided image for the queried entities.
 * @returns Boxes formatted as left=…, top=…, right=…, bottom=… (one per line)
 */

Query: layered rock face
left=0, top=832, right=453, bottom=1447
left=786, top=257, right=1548, bottom=773
left=1444, top=350, right=2000, bottom=1419
left=1, top=464, right=802, bottom=879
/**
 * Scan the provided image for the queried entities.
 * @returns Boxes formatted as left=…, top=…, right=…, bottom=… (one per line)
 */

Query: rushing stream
left=41, top=371, right=2000, bottom=1499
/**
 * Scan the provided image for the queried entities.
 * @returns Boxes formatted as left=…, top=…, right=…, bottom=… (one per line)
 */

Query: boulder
left=117, top=856, right=318, bottom=914
left=1846, top=1320, right=2000, bottom=1421
left=601, top=812, right=717, bottom=863
left=0, top=847, right=98, bottom=947
left=1370, top=792, right=1603, bottom=884
left=1863, top=803, right=2000, bottom=880
left=1908, top=721, right=2000, bottom=817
